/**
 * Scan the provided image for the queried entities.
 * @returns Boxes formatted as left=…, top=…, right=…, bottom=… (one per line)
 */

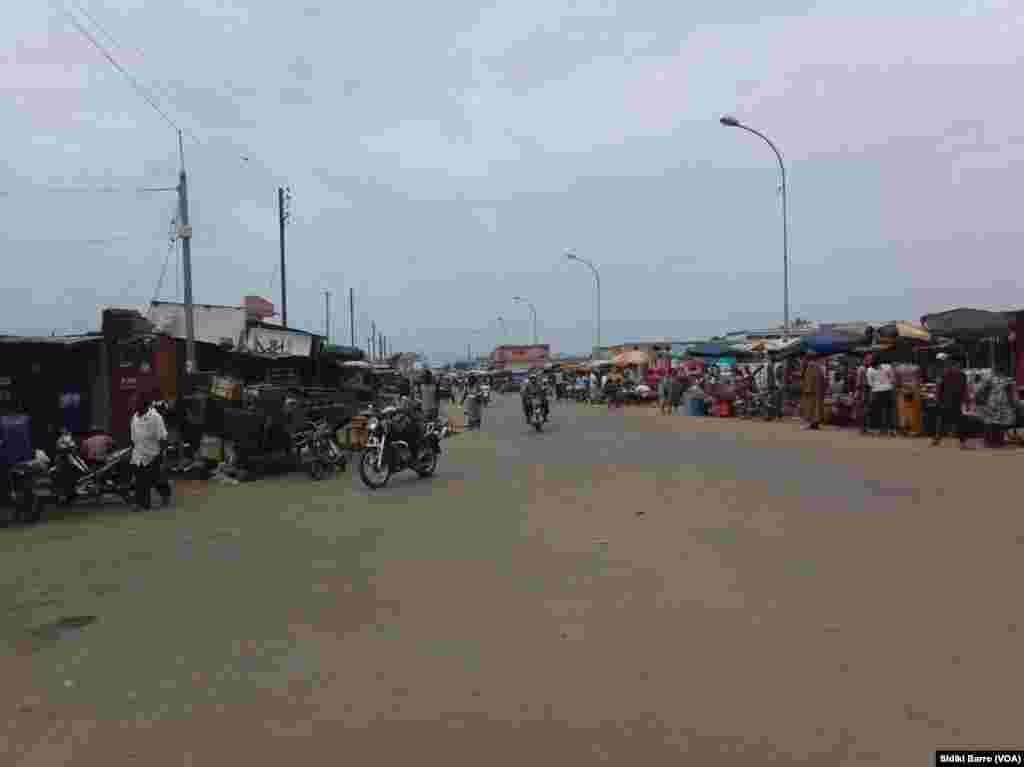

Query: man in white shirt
left=866, top=360, right=895, bottom=436
left=130, top=392, right=172, bottom=511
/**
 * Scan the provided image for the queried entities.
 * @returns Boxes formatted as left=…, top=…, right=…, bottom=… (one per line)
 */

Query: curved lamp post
left=512, top=296, right=538, bottom=345
left=565, top=249, right=601, bottom=357
left=720, top=115, right=790, bottom=339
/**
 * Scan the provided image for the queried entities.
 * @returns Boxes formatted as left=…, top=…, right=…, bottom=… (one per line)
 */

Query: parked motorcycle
left=52, top=431, right=136, bottom=507
left=358, top=406, right=444, bottom=490
left=527, top=394, right=546, bottom=432
left=479, top=383, right=491, bottom=407
left=293, top=419, right=348, bottom=480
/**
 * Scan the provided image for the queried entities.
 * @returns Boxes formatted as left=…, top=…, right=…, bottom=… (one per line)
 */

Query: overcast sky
left=3, top=0, right=1021, bottom=360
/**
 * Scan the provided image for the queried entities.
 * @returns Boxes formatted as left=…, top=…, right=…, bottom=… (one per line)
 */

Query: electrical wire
left=66, top=0, right=203, bottom=147
left=61, top=7, right=180, bottom=133
left=150, top=212, right=178, bottom=304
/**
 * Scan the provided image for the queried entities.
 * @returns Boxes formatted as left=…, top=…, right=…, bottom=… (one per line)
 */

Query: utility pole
left=371, top=321, right=377, bottom=360
left=177, top=130, right=196, bottom=373
left=349, top=288, right=355, bottom=348
left=323, top=290, right=331, bottom=344
left=278, top=187, right=291, bottom=328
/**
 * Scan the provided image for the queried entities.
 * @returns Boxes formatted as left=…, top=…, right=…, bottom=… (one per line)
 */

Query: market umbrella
left=800, top=333, right=857, bottom=355
left=688, top=342, right=728, bottom=358
left=877, top=321, right=931, bottom=343
left=921, top=308, right=1010, bottom=340
left=612, top=349, right=650, bottom=366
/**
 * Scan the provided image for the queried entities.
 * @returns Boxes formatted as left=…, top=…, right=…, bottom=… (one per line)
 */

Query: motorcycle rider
left=391, top=397, right=427, bottom=459
left=521, top=373, right=550, bottom=423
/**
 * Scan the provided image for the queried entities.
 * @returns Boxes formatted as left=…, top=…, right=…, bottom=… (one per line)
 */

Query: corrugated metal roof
left=0, top=334, right=102, bottom=346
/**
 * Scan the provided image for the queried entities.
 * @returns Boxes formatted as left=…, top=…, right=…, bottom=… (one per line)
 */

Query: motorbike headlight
left=368, top=417, right=379, bottom=431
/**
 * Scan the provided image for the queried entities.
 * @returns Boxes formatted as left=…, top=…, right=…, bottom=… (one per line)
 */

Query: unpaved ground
left=2, top=396, right=1022, bottom=765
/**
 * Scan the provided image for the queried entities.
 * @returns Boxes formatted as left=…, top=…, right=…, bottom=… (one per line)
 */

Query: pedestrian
left=658, top=372, right=671, bottom=415
left=867, top=358, right=896, bottom=436
left=800, top=354, right=826, bottom=430
left=130, top=391, right=172, bottom=512
left=931, top=354, right=968, bottom=449
left=421, top=369, right=439, bottom=421
left=669, top=372, right=686, bottom=414
left=857, top=354, right=873, bottom=434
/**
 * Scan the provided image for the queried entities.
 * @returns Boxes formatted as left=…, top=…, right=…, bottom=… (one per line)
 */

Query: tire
left=17, top=490, right=44, bottom=524
left=0, top=503, right=16, bottom=528
left=415, top=449, right=439, bottom=478
left=533, top=418, right=543, bottom=432
left=310, top=460, right=327, bottom=481
left=359, top=449, right=391, bottom=490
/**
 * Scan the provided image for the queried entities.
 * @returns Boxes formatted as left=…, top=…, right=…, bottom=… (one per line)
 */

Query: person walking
left=658, top=372, right=672, bottom=415
left=669, top=372, right=686, bottom=414
left=931, top=354, right=968, bottom=448
left=867, top=359, right=896, bottom=436
left=130, top=391, right=171, bottom=512
left=800, top=354, right=826, bottom=430
left=856, top=355, right=873, bottom=434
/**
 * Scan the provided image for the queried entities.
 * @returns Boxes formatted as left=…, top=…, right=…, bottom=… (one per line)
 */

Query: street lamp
left=512, top=296, right=538, bottom=345
left=565, top=249, right=601, bottom=357
left=497, top=316, right=508, bottom=344
left=719, top=114, right=790, bottom=339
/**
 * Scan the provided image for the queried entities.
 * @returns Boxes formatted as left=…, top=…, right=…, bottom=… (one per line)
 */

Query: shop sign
left=244, top=327, right=312, bottom=358
left=492, top=345, right=550, bottom=368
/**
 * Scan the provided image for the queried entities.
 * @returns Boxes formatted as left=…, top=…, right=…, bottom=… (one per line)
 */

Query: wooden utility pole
left=349, top=288, right=355, bottom=348
left=323, top=290, right=330, bottom=343
left=177, top=131, right=196, bottom=373
left=278, top=187, right=290, bottom=327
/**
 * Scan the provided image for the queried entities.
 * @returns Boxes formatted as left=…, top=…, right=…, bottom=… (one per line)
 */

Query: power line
left=60, top=5, right=181, bottom=135
left=150, top=212, right=178, bottom=304
left=66, top=0, right=203, bottom=147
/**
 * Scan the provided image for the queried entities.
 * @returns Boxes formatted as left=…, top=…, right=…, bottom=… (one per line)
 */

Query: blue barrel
left=0, top=414, right=33, bottom=464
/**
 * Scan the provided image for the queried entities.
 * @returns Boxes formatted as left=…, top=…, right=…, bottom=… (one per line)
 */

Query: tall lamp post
left=512, top=296, right=538, bottom=345
left=719, top=115, right=790, bottom=339
left=565, top=249, right=601, bottom=356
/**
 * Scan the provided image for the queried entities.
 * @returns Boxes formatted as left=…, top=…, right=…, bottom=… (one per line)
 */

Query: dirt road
left=3, top=395, right=1021, bottom=764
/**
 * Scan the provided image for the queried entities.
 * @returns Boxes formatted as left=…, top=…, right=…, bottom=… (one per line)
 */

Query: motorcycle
left=51, top=431, right=136, bottom=507
left=359, top=406, right=444, bottom=490
left=527, top=394, right=546, bottom=432
left=2, top=459, right=52, bottom=526
left=462, top=391, right=483, bottom=430
left=293, top=419, right=348, bottom=480
left=479, top=383, right=491, bottom=407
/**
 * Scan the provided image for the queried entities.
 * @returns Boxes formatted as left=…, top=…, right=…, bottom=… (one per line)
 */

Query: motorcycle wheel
left=309, top=460, right=328, bottom=481
left=415, top=449, right=439, bottom=478
left=533, top=418, right=543, bottom=432
left=17, top=490, right=44, bottom=524
left=0, top=502, right=16, bottom=527
left=359, top=449, right=391, bottom=490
